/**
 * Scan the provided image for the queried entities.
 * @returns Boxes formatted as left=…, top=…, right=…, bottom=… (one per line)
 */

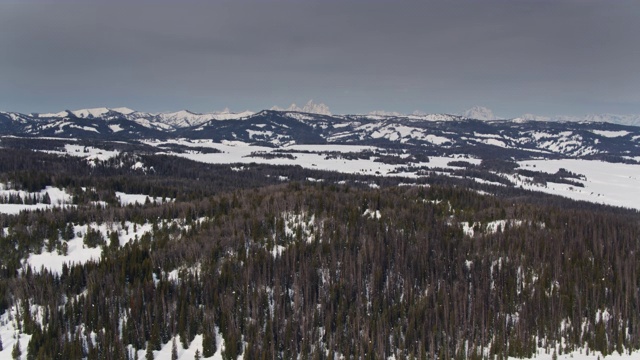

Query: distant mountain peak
left=368, top=110, right=404, bottom=117
left=515, top=113, right=640, bottom=126
left=272, top=100, right=332, bottom=115
left=463, top=106, right=499, bottom=120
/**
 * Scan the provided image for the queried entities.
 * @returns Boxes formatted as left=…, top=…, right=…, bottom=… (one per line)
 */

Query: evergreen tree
left=63, top=223, right=75, bottom=241
left=202, top=325, right=217, bottom=357
left=12, top=338, right=21, bottom=360
left=145, top=341, right=154, bottom=360
left=109, top=231, right=120, bottom=250
left=83, top=228, right=105, bottom=248
left=171, top=337, right=178, bottom=360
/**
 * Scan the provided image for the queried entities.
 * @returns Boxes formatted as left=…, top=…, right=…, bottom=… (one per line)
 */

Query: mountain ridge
left=1, top=108, right=639, bottom=163
left=7, top=103, right=640, bottom=128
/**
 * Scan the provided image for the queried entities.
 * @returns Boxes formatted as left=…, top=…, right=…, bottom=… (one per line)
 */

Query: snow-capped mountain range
left=37, top=107, right=137, bottom=119
left=1, top=105, right=640, bottom=163
left=33, top=107, right=255, bottom=129
left=5, top=102, right=640, bottom=129
left=458, top=106, right=640, bottom=126
left=516, top=113, right=640, bottom=127
left=1, top=103, right=640, bottom=212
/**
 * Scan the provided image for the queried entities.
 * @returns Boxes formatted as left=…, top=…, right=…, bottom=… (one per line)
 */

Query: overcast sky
left=1, top=1, right=639, bottom=117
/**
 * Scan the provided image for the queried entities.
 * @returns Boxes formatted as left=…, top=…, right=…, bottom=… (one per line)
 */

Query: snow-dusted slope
left=150, top=109, right=253, bottom=128
left=72, top=107, right=121, bottom=118
left=154, top=110, right=217, bottom=128
left=37, top=107, right=135, bottom=119
left=517, top=113, right=640, bottom=126
left=358, top=113, right=463, bottom=122
left=31, top=107, right=254, bottom=130
left=14, top=105, right=640, bottom=128
left=3, top=107, right=640, bottom=162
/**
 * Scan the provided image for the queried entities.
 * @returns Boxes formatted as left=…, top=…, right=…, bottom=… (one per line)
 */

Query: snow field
left=24, top=139, right=640, bottom=212
left=517, top=159, right=640, bottom=211
left=61, top=144, right=120, bottom=162
left=0, top=185, right=74, bottom=215
left=116, top=192, right=172, bottom=206
left=0, top=303, right=33, bottom=360
left=147, top=140, right=481, bottom=178
left=143, top=139, right=640, bottom=210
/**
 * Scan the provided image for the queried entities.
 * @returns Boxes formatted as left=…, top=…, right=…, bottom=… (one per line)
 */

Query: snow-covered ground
left=363, top=209, right=381, bottom=220
left=41, top=144, right=121, bottom=166
left=146, top=139, right=479, bottom=178
left=0, top=186, right=73, bottom=214
left=0, top=203, right=55, bottom=214
left=130, top=332, right=225, bottom=360
left=23, top=139, right=640, bottom=212
left=271, top=211, right=318, bottom=258
left=116, top=192, right=172, bottom=206
left=590, top=130, right=630, bottom=138
left=461, top=219, right=525, bottom=237
left=26, top=221, right=155, bottom=274
left=4, top=304, right=640, bottom=360
left=0, top=301, right=225, bottom=360
left=24, top=217, right=210, bottom=275
left=509, top=347, right=640, bottom=360
left=143, top=140, right=640, bottom=211
left=0, top=304, right=32, bottom=360
left=516, top=159, right=640, bottom=210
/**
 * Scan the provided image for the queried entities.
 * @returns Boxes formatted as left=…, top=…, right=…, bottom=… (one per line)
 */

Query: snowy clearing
left=518, top=159, right=640, bottom=210
left=26, top=221, right=155, bottom=274
left=591, top=130, right=630, bottom=138
left=41, top=144, right=120, bottom=165
left=116, top=191, right=172, bottom=206
left=141, top=140, right=640, bottom=211
left=0, top=186, right=74, bottom=214
left=145, top=140, right=481, bottom=178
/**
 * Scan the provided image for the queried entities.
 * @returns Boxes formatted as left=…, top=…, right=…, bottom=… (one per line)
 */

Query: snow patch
left=0, top=186, right=73, bottom=214
left=461, top=219, right=534, bottom=237
left=591, top=130, right=630, bottom=138
left=26, top=221, right=155, bottom=274
left=517, top=159, right=640, bottom=210
left=109, top=124, right=124, bottom=133
left=116, top=192, right=171, bottom=206
left=363, top=209, right=381, bottom=219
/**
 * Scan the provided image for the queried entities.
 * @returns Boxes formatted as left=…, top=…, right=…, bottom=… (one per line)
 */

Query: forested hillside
left=1, top=148, right=639, bottom=359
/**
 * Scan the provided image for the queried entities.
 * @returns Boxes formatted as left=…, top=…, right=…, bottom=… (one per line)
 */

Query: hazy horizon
left=1, top=1, right=639, bottom=118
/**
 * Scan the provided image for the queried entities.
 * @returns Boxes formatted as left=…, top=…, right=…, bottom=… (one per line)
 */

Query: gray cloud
left=1, top=1, right=639, bottom=117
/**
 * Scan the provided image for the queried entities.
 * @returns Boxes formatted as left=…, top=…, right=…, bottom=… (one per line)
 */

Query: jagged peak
left=271, top=100, right=332, bottom=115
left=463, top=106, right=499, bottom=120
